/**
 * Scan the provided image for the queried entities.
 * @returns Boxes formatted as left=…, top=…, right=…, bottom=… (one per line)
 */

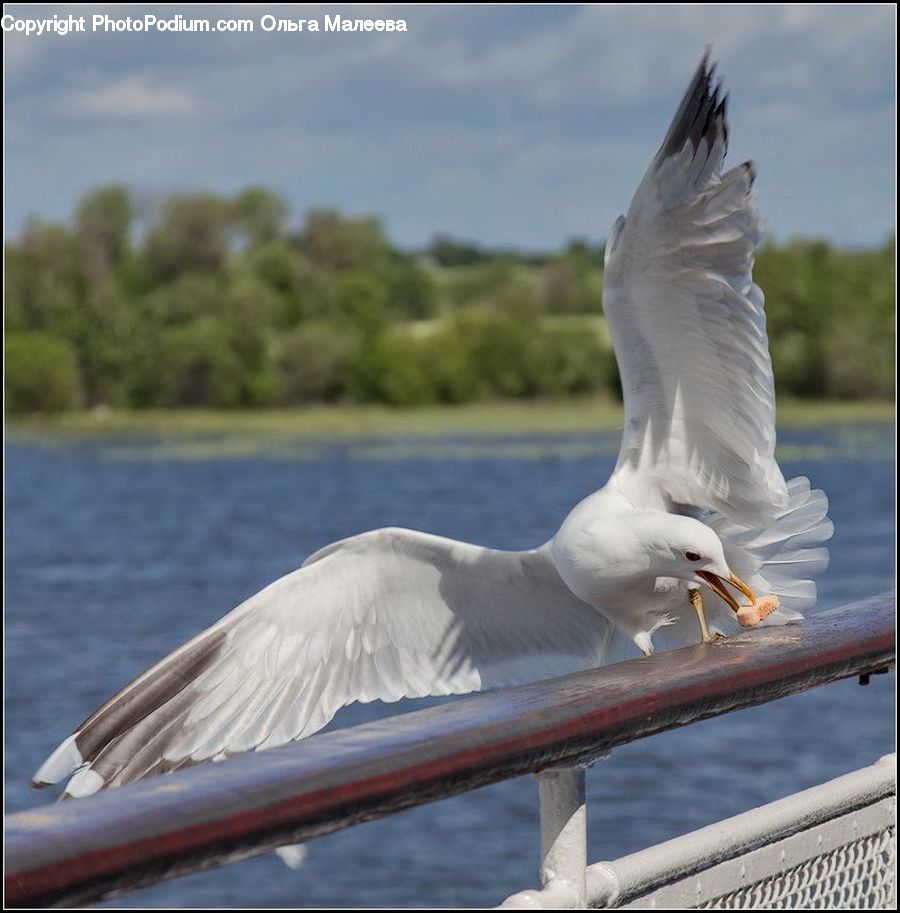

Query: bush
left=427, top=234, right=490, bottom=267
left=451, top=307, right=541, bottom=397
left=383, top=260, right=439, bottom=320
left=140, top=272, right=224, bottom=327
left=442, top=259, right=521, bottom=309
left=351, top=329, right=436, bottom=406
left=279, top=323, right=353, bottom=403
left=755, top=239, right=894, bottom=398
left=5, top=332, right=81, bottom=413
left=771, top=330, right=821, bottom=398
left=822, top=314, right=894, bottom=399
left=418, top=325, right=480, bottom=403
left=536, top=259, right=601, bottom=313
left=4, top=223, right=82, bottom=336
left=298, top=210, right=390, bottom=270
left=533, top=324, right=610, bottom=396
left=158, top=319, right=245, bottom=407
left=143, top=194, right=233, bottom=281
left=335, top=271, right=390, bottom=336
left=221, top=271, right=282, bottom=401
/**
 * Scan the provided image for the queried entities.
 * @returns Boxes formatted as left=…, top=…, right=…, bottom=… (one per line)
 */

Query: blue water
left=5, top=424, right=895, bottom=907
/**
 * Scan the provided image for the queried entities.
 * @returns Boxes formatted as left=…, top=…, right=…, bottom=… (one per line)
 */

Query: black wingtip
left=659, top=51, right=729, bottom=165
left=718, top=92, right=730, bottom=155
left=716, top=92, right=729, bottom=117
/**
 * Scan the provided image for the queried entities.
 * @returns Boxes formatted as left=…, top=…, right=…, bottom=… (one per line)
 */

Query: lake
left=5, top=423, right=895, bottom=907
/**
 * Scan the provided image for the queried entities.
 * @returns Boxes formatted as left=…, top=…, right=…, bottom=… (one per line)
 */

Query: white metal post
left=500, top=764, right=587, bottom=909
left=539, top=765, right=587, bottom=906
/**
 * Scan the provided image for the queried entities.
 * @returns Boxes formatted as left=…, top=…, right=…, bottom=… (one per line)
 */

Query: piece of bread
left=737, top=594, right=780, bottom=627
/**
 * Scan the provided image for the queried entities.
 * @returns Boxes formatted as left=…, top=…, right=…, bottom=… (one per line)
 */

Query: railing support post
left=539, top=765, right=587, bottom=907
left=500, top=764, right=588, bottom=908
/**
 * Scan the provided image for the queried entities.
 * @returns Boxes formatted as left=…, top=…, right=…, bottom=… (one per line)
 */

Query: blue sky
left=4, top=4, right=896, bottom=249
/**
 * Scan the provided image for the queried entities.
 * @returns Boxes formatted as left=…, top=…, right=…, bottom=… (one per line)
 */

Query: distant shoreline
left=7, top=398, right=894, bottom=441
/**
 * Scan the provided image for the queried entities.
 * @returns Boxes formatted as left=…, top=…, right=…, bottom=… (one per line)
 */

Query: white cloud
left=64, top=76, right=195, bottom=119
left=3, top=4, right=894, bottom=247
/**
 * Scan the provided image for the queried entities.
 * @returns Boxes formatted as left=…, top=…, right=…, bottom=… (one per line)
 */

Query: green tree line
left=5, top=186, right=894, bottom=413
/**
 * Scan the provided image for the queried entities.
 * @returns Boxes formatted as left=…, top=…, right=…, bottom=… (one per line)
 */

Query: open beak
left=696, top=570, right=756, bottom=613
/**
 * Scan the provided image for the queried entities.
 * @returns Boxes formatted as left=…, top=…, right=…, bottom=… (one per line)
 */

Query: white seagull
left=34, top=54, right=832, bottom=801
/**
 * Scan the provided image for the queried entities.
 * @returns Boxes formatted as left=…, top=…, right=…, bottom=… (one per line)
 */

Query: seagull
left=34, top=53, right=832, bottom=801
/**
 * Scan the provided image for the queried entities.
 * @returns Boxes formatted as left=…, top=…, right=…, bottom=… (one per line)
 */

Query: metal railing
left=579, top=754, right=895, bottom=909
left=5, top=591, right=895, bottom=908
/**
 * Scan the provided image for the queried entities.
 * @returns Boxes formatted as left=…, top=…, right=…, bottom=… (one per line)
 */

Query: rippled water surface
left=6, top=424, right=895, bottom=907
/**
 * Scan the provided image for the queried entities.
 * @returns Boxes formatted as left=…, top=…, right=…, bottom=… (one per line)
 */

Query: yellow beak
left=696, top=570, right=756, bottom=613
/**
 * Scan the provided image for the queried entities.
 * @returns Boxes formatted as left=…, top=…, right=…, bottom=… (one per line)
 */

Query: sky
left=4, top=3, right=896, bottom=250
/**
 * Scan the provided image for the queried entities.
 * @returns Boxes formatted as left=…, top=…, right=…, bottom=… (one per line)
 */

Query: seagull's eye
left=685, top=550, right=702, bottom=562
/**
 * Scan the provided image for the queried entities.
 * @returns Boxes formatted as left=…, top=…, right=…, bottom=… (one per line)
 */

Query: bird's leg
left=689, top=587, right=715, bottom=644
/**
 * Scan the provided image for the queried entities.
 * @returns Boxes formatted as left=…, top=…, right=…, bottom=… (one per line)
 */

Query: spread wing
left=34, top=528, right=611, bottom=797
left=603, top=53, right=788, bottom=526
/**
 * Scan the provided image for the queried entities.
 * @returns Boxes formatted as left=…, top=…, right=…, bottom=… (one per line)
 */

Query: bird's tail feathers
left=707, top=476, right=833, bottom=624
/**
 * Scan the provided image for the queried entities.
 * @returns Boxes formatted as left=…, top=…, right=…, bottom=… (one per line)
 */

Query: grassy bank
left=7, top=398, right=894, bottom=442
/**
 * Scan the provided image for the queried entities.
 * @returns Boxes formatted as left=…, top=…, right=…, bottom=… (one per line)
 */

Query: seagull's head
left=551, top=500, right=756, bottom=613
left=648, top=515, right=756, bottom=611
